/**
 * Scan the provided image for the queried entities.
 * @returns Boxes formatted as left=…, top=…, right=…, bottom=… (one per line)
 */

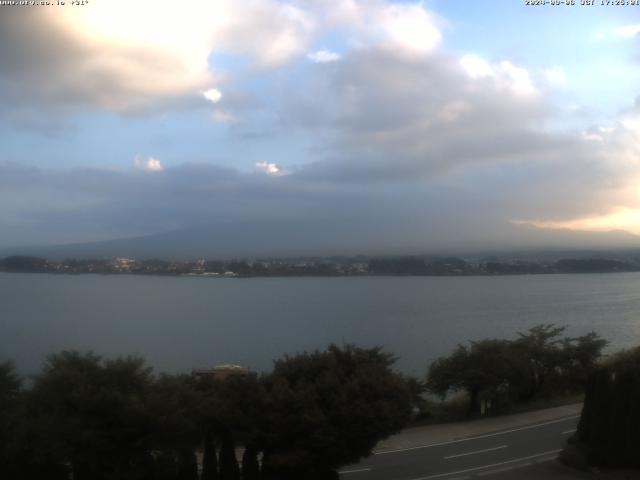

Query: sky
left=0, top=0, right=639, bottom=253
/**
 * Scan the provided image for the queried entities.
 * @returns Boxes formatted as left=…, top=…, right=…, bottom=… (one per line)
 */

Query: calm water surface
left=1, top=272, right=640, bottom=375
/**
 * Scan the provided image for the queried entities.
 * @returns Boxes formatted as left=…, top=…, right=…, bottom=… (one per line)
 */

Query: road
left=339, top=414, right=579, bottom=480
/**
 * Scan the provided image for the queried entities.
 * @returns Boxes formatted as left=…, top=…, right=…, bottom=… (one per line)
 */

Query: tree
left=426, top=325, right=608, bottom=413
left=28, top=351, right=156, bottom=480
left=176, top=450, right=199, bottom=480
left=2, top=255, right=48, bottom=272
left=572, top=346, right=640, bottom=468
left=241, top=444, right=260, bottom=480
left=0, top=362, right=25, bottom=479
left=514, top=324, right=567, bottom=400
left=147, top=373, right=204, bottom=480
left=427, top=340, right=522, bottom=414
left=201, top=431, right=219, bottom=480
left=219, top=432, right=240, bottom=480
left=561, top=332, right=608, bottom=388
left=148, top=374, right=202, bottom=452
left=194, top=372, right=266, bottom=479
left=259, top=344, right=412, bottom=479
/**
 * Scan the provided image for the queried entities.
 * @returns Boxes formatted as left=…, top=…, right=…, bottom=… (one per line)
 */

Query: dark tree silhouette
left=201, top=431, right=219, bottom=480
left=28, top=351, right=156, bottom=480
left=177, top=450, right=199, bottom=480
left=259, top=344, right=412, bottom=478
left=427, top=324, right=607, bottom=414
left=241, top=444, right=260, bottom=480
left=219, top=432, right=241, bottom=480
left=572, top=346, right=640, bottom=468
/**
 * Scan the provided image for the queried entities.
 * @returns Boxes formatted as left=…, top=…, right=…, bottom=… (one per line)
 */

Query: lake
left=1, top=272, right=639, bottom=376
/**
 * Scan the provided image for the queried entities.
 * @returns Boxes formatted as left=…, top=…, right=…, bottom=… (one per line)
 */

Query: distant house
left=192, top=364, right=249, bottom=381
left=113, top=257, right=135, bottom=271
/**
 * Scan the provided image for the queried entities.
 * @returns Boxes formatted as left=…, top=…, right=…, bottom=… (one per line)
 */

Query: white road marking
left=339, top=467, right=372, bottom=474
left=406, top=449, right=562, bottom=480
left=561, top=429, right=576, bottom=435
left=375, top=415, right=579, bottom=455
left=444, top=445, right=507, bottom=459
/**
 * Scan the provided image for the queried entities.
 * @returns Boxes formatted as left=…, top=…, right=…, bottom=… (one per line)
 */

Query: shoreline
left=1, top=270, right=638, bottom=278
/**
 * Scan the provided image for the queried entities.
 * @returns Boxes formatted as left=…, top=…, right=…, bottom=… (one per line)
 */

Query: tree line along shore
left=3, top=254, right=640, bottom=277
left=1, top=324, right=638, bottom=479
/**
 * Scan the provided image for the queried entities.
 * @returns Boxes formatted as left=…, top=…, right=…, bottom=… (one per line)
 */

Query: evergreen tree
left=202, top=431, right=219, bottom=480
left=177, top=450, right=199, bottom=480
left=241, top=444, right=260, bottom=480
left=574, top=346, right=640, bottom=468
left=219, top=432, right=241, bottom=480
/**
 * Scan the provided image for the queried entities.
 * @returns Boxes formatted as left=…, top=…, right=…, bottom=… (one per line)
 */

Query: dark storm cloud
left=0, top=162, right=365, bottom=247
left=1, top=147, right=638, bottom=254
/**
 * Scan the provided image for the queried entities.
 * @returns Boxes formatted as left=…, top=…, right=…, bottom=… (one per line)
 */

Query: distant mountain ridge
left=2, top=222, right=639, bottom=260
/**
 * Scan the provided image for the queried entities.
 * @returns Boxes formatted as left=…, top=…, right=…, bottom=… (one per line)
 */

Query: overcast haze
left=1, top=0, right=640, bottom=255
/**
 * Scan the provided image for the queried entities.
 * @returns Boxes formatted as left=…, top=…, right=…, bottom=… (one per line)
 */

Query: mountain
left=1, top=221, right=639, bottom=260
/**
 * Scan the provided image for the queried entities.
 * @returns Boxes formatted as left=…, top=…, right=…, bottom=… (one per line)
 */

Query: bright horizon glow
left=513, top=207, right=640, bottom=236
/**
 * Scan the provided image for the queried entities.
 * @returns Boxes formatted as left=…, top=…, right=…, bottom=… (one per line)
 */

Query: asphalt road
left=339, top=414, right=580, bottom=480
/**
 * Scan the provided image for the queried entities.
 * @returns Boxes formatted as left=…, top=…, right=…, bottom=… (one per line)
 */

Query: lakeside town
left=3, top=254, right=640, bottom=277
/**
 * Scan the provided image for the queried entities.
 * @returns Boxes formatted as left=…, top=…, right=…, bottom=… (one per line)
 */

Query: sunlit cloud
left=0, top=0, right=316, bottom=114
left=373, top=3, right=441, bottom=55
left=513, top=208, right=640, bottom=236
left=613, top=24, right=640, bottom=39
left=308, top=49, right=341, bottom=63
left=203, top=88, right=222, bottom=104
left=134, top=156, right=164, bottom=172
left=255, top=161, right=282, bottom=176
left=459, top=55, right=494, bottom=78
left=460, top=55, right=537, bottom=96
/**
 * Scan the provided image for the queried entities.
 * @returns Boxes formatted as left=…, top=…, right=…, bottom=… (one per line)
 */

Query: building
left=192, top=364, right=249, bottom=381
left=113, top=257, right=135, bottom=271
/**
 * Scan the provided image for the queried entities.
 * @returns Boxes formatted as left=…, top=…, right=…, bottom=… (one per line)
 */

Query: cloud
left=513, top=207, right=640, bottom=236
left=0, top=0, right=442, bottom=124
left=134, top=156, right=164, bottom=172
left=372, top=2, right=442, bottom=55
left=460, top=55, right=537, bottom=96
left=2, top=1, right=640, bottom=251
left=255, top=161, right=282, bottom=175
left=613, top=24, right=640, bottom=39
left=308, top=49, right=341, bottom=63
left=2, top=92, right=640, bottom=253
left=0, top=0, right=315, bottom=117
left=203, top=88, right=223, bottom=104
left=281, top=47, right=548, bottom=183
left=459, top=55, right=494, bottom=78
left=324, top=0, right=442, bottom=54
left=593, top=24, right=640, bottom=41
